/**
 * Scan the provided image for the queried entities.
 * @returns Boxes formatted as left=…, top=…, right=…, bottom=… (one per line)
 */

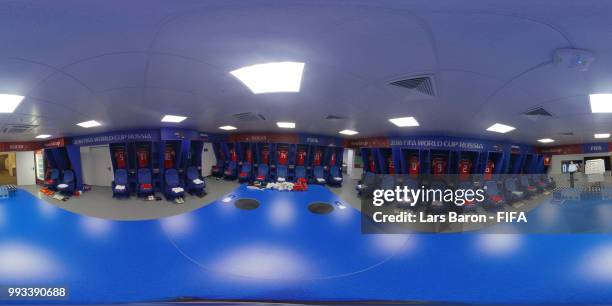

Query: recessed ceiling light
left=161, top=115, right=187, bottom=123
left=219, top=125, right=237, bottom=131
left=339, top=129, right=359, bottom=135
left=276, top=122, right=296, bottom=129
left=230, top=62, right=305, bottom=94
left=594, top=133, right=610, bottom=139
left=486, top=123, right=516, bottom=133
left=0, top=94, right=24, bottom=113
left=389, top=116, right=419, bottom=127
left=77, top=120, right=101, bottom=128
left=589, top=94, right=612, bottom=113
left=538, top=138, right=555, bottom=143
left=35, top=134, right=52, bottom=139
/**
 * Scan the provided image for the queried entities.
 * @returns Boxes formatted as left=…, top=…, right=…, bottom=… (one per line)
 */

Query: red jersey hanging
left=164, top=147, right=175, bottom=169
left=368, top=155, right=376, bottom=173
left=137, top=150, right=149, bottom=168
left=387, top=157, right=395, bottom=174
left=484, top=160, right=495, bottom=180
left=114, top=149, right=126, bottom=169
left=262, top=147, right=269, bottom=164
left=278, top=149, right=288, bottom=165
left=432, top=157, right=447, bottom=177
left=408, top=156, right=419, bottom=177
left=313, top=150, right=322, bottom=166
left=459, top=159, right=472, bottom=180
left=230, top=149, right=238, bottom=162
left=296, top=150, right=306, bottom=166
left=246, top=148, right=253, bottom=163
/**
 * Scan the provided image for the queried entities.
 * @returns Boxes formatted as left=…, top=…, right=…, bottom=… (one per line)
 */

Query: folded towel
left=172, top=187, right=184, bottom=193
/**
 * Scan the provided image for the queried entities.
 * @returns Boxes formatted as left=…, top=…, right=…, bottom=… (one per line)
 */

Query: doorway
left=81, top=145, right=114, bottom=187
left=0, top=152, right=17, bottom=185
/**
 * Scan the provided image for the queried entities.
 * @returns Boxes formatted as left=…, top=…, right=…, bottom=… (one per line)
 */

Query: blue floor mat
left=1, top=187, right=612, bottom=304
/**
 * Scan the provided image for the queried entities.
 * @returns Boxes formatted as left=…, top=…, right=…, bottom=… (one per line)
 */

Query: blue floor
left=1, top=186, right=612, bottom=304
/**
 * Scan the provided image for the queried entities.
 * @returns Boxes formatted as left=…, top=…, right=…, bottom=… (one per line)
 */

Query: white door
left=90, top=145, right=114, bottom=187
left=16, top=151, right=36, bottom=185
left=346, top=149, right=355, bottom=177
left=201, top=142, right=216, bottom=177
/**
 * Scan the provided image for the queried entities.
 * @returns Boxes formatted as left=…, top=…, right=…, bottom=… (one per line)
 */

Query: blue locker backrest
left=430, top=179, right=447, bottom=191
left=330, top=166, right=340, bottom=177
left=49, top=169, right=60, bottom=180
left=484, top=180, right=501, bottom=195
left=241, top=162, right=251, bottom=173
left=520, top=175, right=531, bottom=186
left=138, top=168, right=152, bottom=184
left=504, top=178, right=518, bottom=191
left=165, top=169, right=180, bottom=187
left=313, top=166, right=324, bottom=178
left=63, top=170, right=74, bottom=183
left=403, top=177, right=418, bottom=189
left=295, top=166, right=306, bottom=178
left=187, top=166, right=200, bottom=180
left=380, top=175, right=395, bottom=190
left=277, top=165, right=288, bottom=178
left=115, top=169, right=128, bottom=185
left=363, top=171, right=376, bottom=185
left=258, top=164, right=269, bottom=176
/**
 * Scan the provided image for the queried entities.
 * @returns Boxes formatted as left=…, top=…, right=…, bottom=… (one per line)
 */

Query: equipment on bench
left=112, top=169, right=130, bottom=198
left=186, top=166, right=206, bottom=197
left=484, top=180, right=505, bottom=210
left=238, top=162, right=252, bottom=183
left=312, top=165, right=326, bottom=185
left=164, top=169, right=185, bottom=203
left=137, top=168, right=154, bottom=198
left=44, top=169, right=60, bottom=190
left=57, top=170, right=76, bottom=195
left=327, top=165, right=343, bottom=186
left=255, top=164, right=269, bottom=183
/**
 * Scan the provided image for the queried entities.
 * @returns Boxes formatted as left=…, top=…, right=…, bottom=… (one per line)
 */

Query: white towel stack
left=172, top=187, right=184, bottom=193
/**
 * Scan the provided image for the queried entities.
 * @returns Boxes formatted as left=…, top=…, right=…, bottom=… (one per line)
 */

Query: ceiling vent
left=523, top=106, right=553, bottom=117
left=325, top=114, right=346, bottom=120
left=559, top=132, right=574, bottom=136
left=2, top=124, right=38, bottom=134
left=232, top=112, right=266, bottom=121
left=389, top=76, right=435, bottom=97
left=522, top=106, right=553, bottom=121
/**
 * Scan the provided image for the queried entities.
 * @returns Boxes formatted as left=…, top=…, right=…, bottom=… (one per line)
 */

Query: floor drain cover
left=308, top=202, right=334, bottom=214
left=235, top=198, right=260, bottom=210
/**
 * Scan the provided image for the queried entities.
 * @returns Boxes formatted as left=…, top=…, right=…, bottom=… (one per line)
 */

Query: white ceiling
left=1, top=0, right=611, bottom=145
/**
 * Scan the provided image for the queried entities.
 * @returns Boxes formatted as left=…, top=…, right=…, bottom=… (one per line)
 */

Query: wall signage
left=72, top=130, right=159, bottom=146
